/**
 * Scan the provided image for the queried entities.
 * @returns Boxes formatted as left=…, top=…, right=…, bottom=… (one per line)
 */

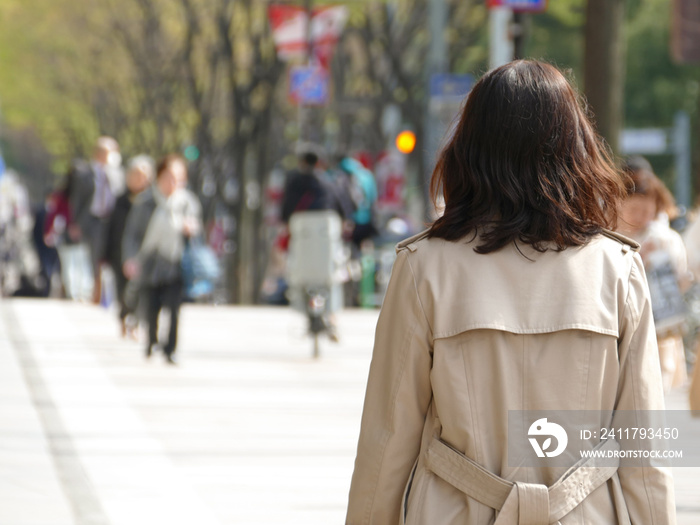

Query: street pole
left=299, top=0, right=323, bottom=143
left=304, top=0, right=312, bottom=55
left=423, top=0, right=448, bottom=219
left=673, top=111, right=692, bottom=209
left=298, top=0, right=311, bottom=142
left=490, top=7, right=513, bottom=70
left=428, top=0, right=448, bottom=75
left=512, top=12, right=528, bottom=60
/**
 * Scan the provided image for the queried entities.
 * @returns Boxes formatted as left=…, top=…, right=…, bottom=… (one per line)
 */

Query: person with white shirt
left=617, top=161, right=690, bottom=392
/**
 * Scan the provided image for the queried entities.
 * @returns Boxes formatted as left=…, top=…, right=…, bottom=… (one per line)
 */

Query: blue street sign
left=430, top=74, right=474, bottom=100
left=289, top=66, right=329, bottom=106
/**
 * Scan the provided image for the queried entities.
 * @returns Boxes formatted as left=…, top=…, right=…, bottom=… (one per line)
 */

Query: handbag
left=181, top=237, right=220, bottom=300
left=645, top=250, right=686, bottom=335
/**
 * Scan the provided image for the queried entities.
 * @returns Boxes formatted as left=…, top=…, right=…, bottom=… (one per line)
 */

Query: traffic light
left=184, top=145, right=200, bottom=161
left=395, top=130, right=416, bottom=154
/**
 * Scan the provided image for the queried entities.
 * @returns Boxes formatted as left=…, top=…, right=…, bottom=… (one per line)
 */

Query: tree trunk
left=584, top=0, right=626, bottom=154
left=238, top=146, right=257, bottom=305
left=251, top=134, right=268, bottom=305
left=228, top=145, right=246, bottom=304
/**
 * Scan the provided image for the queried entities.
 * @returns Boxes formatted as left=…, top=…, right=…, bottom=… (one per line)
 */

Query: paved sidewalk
left=0, top=299, right=698, bottom=524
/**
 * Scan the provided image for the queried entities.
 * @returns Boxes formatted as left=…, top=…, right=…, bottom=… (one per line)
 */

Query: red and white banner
left=487, top=0, right=547, bottom=12
left=268, top=5, right=348, bottom=68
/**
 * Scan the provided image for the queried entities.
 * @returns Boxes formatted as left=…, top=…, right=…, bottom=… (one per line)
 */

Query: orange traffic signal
left=396, top=130, right=416, bottom=154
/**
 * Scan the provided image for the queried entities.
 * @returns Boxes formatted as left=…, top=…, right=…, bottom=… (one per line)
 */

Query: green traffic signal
left=184, top=145, right=200, bottom=161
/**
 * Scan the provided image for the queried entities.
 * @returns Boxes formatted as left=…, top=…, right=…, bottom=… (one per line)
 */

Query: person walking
left=0, top=168, right=41, bottom=296
left=122, top=154, right=201, bottom=365
left=346, top=60, right=675, bottom=524
left=68, top=136, right=124, bottom=303
left=280, top=143, right=350, bottom=341
left=617, top=160, right=690, bottom=394
left=105, top=155, right=154, bottom=338
left=336, top=155, right=378, bottom=249
left=280, top=142, right=348, bottom=224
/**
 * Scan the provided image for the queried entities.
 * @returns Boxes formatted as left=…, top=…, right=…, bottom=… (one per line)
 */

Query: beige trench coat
left=346, top=230, right=676, bottom=525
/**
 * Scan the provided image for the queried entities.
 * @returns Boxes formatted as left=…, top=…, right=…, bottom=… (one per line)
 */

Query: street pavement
left=0, top=298, right=698, bottom=525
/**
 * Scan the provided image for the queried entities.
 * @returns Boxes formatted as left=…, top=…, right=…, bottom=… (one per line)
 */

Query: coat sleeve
left=121, top=199, right=151, bottom=264
left=104, top=195, right=124, bottom=266
left=68, top=169, right=92, bottom=232
left=280, top=175, right=297, bottom=224
left=346, top=249, right=433, bottom=525
left=614, top=252, right=677, bottom=524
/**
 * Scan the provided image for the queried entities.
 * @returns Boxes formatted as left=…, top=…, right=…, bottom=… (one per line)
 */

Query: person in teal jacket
left=338, top=156, right=378, bottom=247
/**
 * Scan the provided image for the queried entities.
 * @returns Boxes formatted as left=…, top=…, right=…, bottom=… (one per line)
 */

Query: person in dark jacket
left=105, top=155, right=154, bottom=338
left=122, top=154, right=201, bottom=365
left=280, top=143, right=349, bottom=341
left=280, top=143, right=348, bottom=224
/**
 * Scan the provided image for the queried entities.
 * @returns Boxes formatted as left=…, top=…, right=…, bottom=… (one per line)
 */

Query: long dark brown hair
left=428, top=60, right=627, bottom=253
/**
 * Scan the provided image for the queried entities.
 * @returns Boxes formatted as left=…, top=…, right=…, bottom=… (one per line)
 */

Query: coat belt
left=425, top=437, right=620, bottom=525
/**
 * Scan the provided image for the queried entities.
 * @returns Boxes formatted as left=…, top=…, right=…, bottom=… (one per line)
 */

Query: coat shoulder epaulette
left=600, top=228, right=640, bottom=253
left=395, top=229, right=431, bottom=254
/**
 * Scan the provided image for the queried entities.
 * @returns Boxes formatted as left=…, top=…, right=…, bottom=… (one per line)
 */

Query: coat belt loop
left=493, top=481, right=549, bottom=525
left=516, top=482, right=549, bottom=525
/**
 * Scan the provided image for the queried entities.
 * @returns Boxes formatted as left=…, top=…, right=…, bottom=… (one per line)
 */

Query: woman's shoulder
left=395, top=229, right=432, bottom=253
left=582, top=230, right=643, bottom=271
left=396, top=228, right=640, bottom=258
left=395, top=228, right=643, bottom=302
left=598, top=229, right=640, bottom=252
left=391, top=228, right=639, bottom=338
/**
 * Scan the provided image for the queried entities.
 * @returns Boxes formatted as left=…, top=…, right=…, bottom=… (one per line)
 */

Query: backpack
left=339, top=157, right=378, bottom=227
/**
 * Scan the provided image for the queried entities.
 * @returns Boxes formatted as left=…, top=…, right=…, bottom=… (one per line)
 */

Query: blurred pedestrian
left=336, top=155, right=378, bottom=248
left=0, top=168, right=41, bottom=296
left=122, top=154, right=201, bottom=365
left=331, top=153, right=379, bottom=306
left=280, top=142, right=348, bottom=225
left=617, top=161, right=690, bottom=393
left=68, top=136, right=124, bottom=303
left=32, top=192, right=61, bottom=297
left=49, top=168, right=93, bottom=300
left=43, top=176, right=72, bottom=251
left=281, top=143, right=348, bottom=341
left=324, top=154, right=357, bottom=235
left=681, top=197, right=700, bottom=410
left=105, top=155, right=154, bottom=339
left=347, top=60, right=675, bottom=524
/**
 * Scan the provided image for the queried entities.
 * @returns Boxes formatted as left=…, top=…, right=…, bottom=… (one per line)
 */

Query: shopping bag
left=57, top=243, right=93, bottom=301
left=181, top=237, right=220, bottom=300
